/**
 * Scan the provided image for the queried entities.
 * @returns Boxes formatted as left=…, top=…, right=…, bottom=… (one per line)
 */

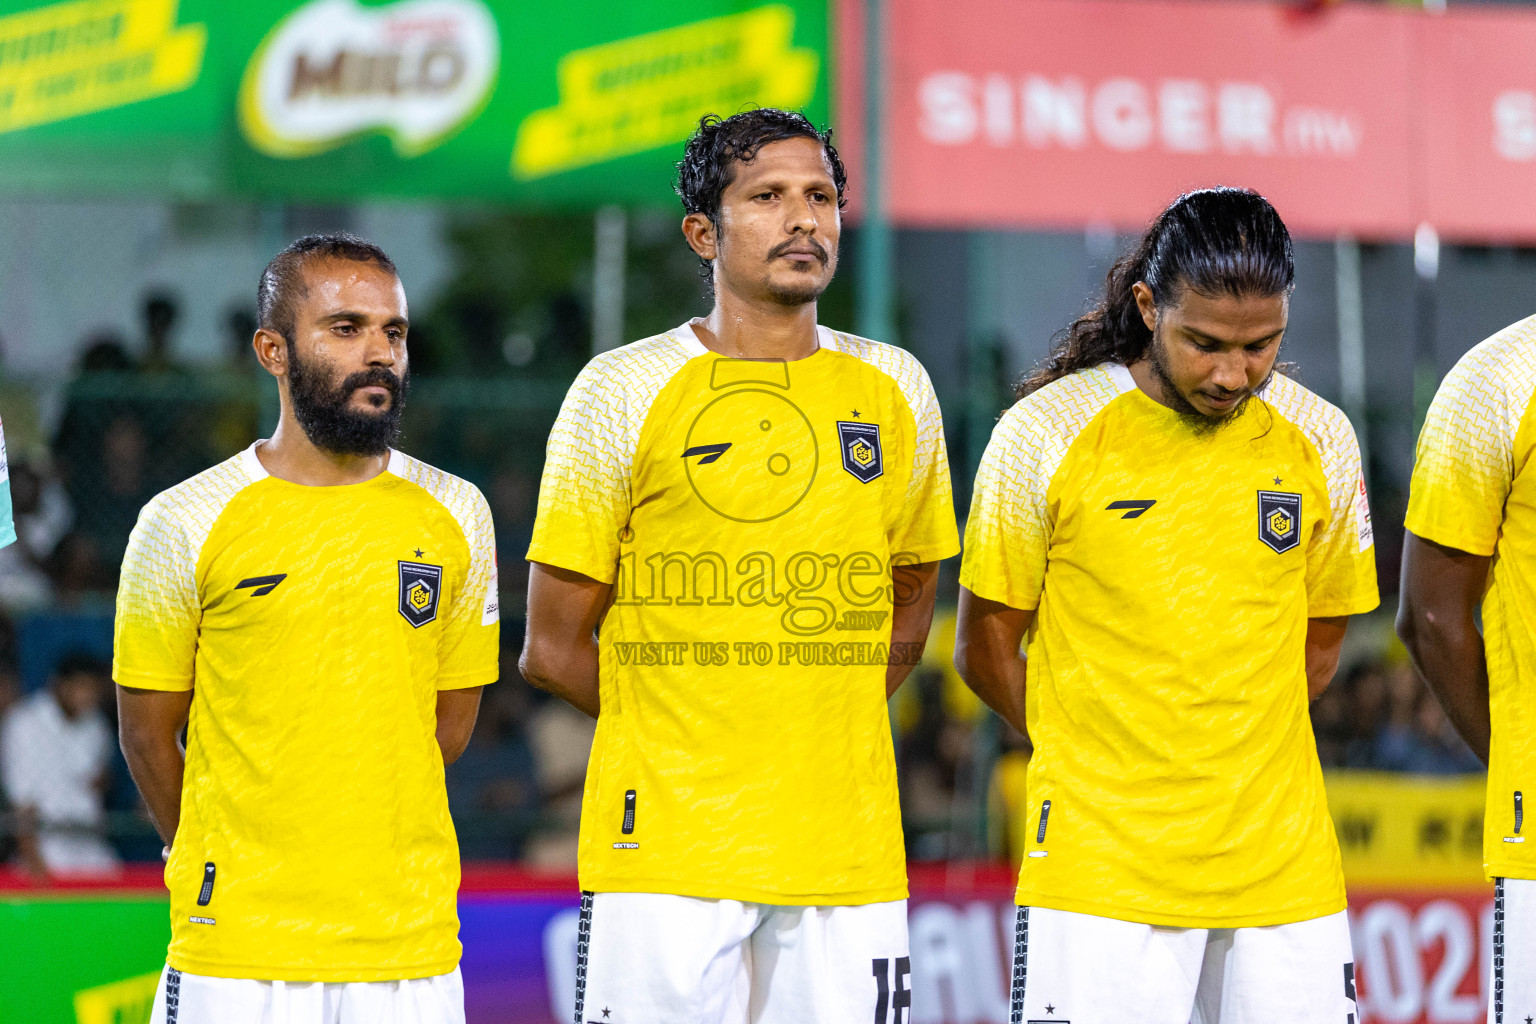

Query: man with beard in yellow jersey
left=1399, top=316, right=1536, bottom=1024
left=521, top=109, right=957, bottom=1024
left=114, top=235, right=499, bottom=1024
left=955, top=189, right=1378, bottom=1024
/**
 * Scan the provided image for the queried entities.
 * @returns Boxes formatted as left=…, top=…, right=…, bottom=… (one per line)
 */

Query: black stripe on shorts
left=574, top=891, right=594, bottom=1024
left=1495, top=877, right=1506, bottom=1024
left=1010, top=906, right=1029, bottom=1024
left=165, top=966, right=182, bottom=1024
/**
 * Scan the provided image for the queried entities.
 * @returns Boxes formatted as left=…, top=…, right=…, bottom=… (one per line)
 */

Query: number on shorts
left=1344, top=961, right=1358, bottom=1024
left=872, top=957, right=911, bottom=1024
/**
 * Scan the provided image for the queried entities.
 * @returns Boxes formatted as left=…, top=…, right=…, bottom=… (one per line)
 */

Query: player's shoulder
left=1440, top=314, right=1536, bottom=406
left=1256, top=372, right=1357, bottom=460
left=574, top=328, right=698, bottom=395
left=136, top=448, right=261, bottom=538
left=821, top=328, right=935, bottom=402
left=999, top=362, right=1129, bottom=446
left=389, top=451, right=491, bottom=535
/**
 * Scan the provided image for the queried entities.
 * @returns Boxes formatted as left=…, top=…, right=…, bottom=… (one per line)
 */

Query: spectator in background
left=448, top=675, right=539, bottom=860
left=65, top=413, right=156, bottom=577
left=226, top=306, right=258, bottom=372
left=0, top=460, right=73, bottom=610
left=1371, top=663, right=1483, bottom=774
left=139, top=292, right=183, bottom=375
left=0, top=653, right=118, bottom=877
left=521, top=688, right=594, bottom=867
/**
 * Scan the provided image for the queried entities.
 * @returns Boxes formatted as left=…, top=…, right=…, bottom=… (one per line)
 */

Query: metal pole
left=592, top=205, right=627, bottom=355
left=856, top=0, right=895, bottom=345
left=1334, top=235, right=1368, bottom=461
left=1413, top=223, right=1440, bottom=440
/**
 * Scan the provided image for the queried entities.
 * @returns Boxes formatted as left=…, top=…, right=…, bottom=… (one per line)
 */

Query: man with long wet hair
left=956, top=188, right=1378, bottom=1023
left=116, top=234, right=498, bottom=1024
left=521, top=109, right=957, bottom=1022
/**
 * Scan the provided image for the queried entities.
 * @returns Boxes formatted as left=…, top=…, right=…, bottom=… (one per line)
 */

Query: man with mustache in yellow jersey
left=521, top=109, right=958, bottom=1023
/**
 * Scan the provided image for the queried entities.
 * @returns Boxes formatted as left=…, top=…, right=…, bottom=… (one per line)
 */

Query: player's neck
left=256, top=413, right=390, bottom=487
left=693, top=291, right=819, bottom=361
left=1126, top=357, right=1175, bottom=409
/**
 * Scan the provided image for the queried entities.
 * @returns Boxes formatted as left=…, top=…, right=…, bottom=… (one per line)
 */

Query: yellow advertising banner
left=1325, top=770, right=1487, bottom=888
left=0, top=0, right=206, bottom=135
left=511, top=4, right=819, bottom=179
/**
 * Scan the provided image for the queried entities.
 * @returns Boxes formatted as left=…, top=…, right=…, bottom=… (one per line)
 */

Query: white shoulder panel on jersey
left=543, top=328, right=700, bottom=505
left=1427, top=313, right=1536, bottom=474
left=123, top=448, right=264, bottom=604
left=1257, top=372, right=1371, bottom=550
left=989, top=361, right=1134, bottom=502
left=821, top=326, right=952, bottom=520
left=391, top=450, right=500, bottom=624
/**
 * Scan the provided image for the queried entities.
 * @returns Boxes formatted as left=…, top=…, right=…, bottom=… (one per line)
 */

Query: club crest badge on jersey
left=398, top=561, right=443, bottom=627
left=837, top=421, right=883, bottom=483
left=1257, top=490, right=1302, bottom=553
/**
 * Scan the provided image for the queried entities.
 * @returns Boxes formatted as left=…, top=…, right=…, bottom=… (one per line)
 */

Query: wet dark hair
left=257, top=233, right=398, bottom=345
left=675, top=108, right=848, bottom=285
left=1018, top=187, right=1294, bottom=398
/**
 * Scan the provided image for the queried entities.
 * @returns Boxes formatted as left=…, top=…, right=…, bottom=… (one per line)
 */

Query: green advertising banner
left=0, top=0, right=828, bottom=203
left=0, top=896, right=170, bottom=1023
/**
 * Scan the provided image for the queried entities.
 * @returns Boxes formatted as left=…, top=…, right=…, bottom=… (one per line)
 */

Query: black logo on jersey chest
left=837, top=421, right=883, bottom=483
left=234, top=574, right=287, bottom=596
left=398, top=561, right=443, bottom=627
left=1258, top=490, right=1302, bottom=553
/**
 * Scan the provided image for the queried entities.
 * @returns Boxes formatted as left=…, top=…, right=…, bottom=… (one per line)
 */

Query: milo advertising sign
left=0, top=0, right=830, bottom=203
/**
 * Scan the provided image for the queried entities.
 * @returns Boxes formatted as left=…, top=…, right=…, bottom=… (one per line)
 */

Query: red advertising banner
left=837, top=0, right=1536, bottom=240
left=1420, top=7, right=1536, bottom=241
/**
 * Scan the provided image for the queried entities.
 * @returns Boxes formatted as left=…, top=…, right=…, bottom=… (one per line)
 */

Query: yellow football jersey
left=528, top=323, right=958, bottom=904
left=114, top=445, right=499, bottom=981
left=1406, top=314, right=1536, bottom=882
left=961, top=363, right=1378, bottom=927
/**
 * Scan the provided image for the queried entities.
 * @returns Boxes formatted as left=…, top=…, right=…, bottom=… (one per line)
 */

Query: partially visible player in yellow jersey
left=521, top=109, right=958, bottom=1024
left=1399, top=317, right=1536, bottom=1024
left=115, top=235, right=499, bottom=1024
left=956, top=189, right=1378, bottom=1024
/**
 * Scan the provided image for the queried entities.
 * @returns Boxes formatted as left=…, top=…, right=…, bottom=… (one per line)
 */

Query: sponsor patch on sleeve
left=481, top=555, right=500, bottom=626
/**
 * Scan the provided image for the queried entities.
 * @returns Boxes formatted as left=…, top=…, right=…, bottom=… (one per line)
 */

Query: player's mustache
left=339, top=368, right=403, bottom=398
left=766, top=237, right=829, bottom=265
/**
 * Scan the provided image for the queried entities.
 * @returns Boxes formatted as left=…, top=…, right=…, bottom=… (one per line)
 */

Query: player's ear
left=253, top=328, right=288, bottom=379
left=682, top=212, right=718, bottom=262
left=1132, top=281, right=1158, bottom=333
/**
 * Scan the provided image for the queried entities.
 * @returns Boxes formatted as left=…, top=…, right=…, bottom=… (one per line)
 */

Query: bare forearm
left=435, top=687, right=483, bottom=765
left=1304, top=616, right=1348, bottom=701
left=963, top=656, right=1029, bottom=738
left=954, top=589, right=1034, bottom=739
left=1397, top=534, right=1493, bottom=765
left=1402, top=617, right=1491, bottom=763
left=886, top=562, right=939, bottom=697
left=122, top=737, right=184, bottom=845
left=520, top=644, right=600, bottom=718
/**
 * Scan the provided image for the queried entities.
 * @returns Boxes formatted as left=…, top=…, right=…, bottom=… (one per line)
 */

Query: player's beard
left=1147, top=332, right=1252, bottom=436
left=286, top=341, right=408, bottom=457
left=762, top=237, right=834, bottom=306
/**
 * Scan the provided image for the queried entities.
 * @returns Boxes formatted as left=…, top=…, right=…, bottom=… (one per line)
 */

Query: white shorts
left=1493, top=877, right=1536, bottom=1024
left=1010, top=905, right=1357, bottom=1024
left=576, top=890, right=910, bottom=1024
left=148, top=965, right=464, bottom=1024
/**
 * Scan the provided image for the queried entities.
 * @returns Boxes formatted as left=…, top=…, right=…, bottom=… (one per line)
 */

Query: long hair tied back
left=1017, top=187, right=1295, bottom=399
